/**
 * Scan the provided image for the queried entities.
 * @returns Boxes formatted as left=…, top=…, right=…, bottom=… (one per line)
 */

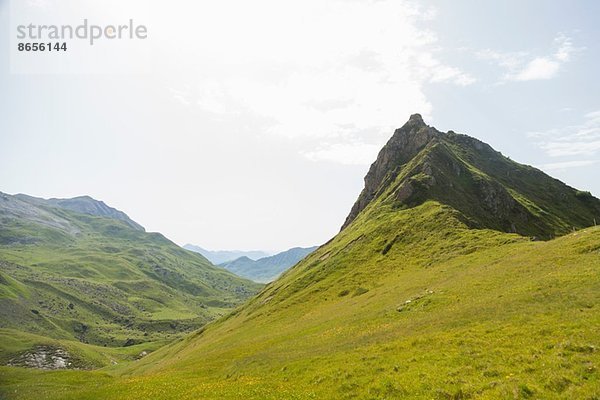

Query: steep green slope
left=1, top=116, right=599, bottom=399
left=219, top=246, right=318, bottom=283
left=0, top=193, right=261, bottom=363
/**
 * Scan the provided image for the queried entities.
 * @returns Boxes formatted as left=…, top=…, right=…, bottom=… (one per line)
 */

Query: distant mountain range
left=183, top=245, right=269, bottom=264
left=219, top=246, right=318, bottom=283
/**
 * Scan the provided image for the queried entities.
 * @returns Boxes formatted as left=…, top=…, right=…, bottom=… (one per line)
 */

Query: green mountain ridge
left=0, top=193, right=261, bottom=368
left=1, top=115, right=599, bottom=399
left=343, top=114, right=600, bottom=237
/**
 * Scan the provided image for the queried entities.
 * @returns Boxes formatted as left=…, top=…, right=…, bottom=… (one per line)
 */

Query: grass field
left=1, top=201, right=598, bottom=399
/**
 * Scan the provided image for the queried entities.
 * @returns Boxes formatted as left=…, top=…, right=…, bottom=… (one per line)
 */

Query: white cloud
left=477, top=49, right=526, bottom=70
left=478, top=33, right=580, bottom=82
left=542, top=141, right=600, bottom=157
left=539, top=160, right=598, bottom=171
left=531, top=110, right=600, bottom=157
left=25, top=0, right=51, bottom=9
left=196, top=82, right=229, bottom=115
left=169, top=87, right=191, bottom=107
left=416, top=53, right=476, bottom=86
left=554, top=34, right=575, bottom=62
left=151, top=0, right=472, bottom=163
left=513, top=57, right=560, bottom=81
left=303, top=142, right=381, bottom=165
left=421, top=6, right=438, bottom=21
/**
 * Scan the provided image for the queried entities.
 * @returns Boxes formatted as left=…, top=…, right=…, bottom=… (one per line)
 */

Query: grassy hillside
left=1, top=117, right=599, bottom=399
left=1, top=201, right=598, bottom=398
left=0, top=193, right=261, bottom=365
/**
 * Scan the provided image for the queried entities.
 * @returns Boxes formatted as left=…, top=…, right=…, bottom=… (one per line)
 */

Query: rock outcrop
left=341, top=114, right=600, bottom=239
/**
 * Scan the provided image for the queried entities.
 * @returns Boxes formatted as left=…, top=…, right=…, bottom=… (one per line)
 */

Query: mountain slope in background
left=2, top=115, right=600, bottom=399
left=0, top=193, right=261, bottom=368
left=219, top=246, right=318, bottom=283
left=13, top=194, right=145, bottom=232
left=183, top=244, right=269, bottom=264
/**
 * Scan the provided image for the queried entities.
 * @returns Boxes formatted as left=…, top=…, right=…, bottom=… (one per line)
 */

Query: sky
left=1, top=0, right=599, bottom=252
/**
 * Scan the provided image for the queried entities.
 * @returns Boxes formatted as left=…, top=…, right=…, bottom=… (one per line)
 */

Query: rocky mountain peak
left=407, top=113, right=425, bottom=125
left=341, top=114, right=440, bottom=229
left=341, top=114, right=600, bottom=238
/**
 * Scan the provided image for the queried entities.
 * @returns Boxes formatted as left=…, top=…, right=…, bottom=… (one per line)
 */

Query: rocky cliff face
left=341, top=114, right=600, bottom=239
left=342, top=114, right=439, bottom=230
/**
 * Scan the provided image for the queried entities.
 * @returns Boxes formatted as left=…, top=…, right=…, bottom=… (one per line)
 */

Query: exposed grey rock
left=137, top=351, right=148, bottom=359
left=341, top=114, right=440, bottom=229
left=7, top=346, right=72, bottom=370
left=339, top=114, right=600, bottom=238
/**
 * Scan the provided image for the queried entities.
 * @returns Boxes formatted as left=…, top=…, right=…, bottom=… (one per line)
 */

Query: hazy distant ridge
left=183, top=244, right=269, bottom=264
left=219, top=246, right=318, bottom=283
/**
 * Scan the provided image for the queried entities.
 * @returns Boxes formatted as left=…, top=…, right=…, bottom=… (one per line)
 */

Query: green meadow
left=2, top=202, right=599, bottom=399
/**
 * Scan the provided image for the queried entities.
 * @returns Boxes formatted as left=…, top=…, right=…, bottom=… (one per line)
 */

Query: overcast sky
left=1, top=0, right=599, bottom=252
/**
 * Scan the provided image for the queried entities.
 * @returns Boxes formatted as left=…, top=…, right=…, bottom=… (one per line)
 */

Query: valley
left=1, top=115, right=599, bottom=399
left=0, top=193, right=261, bottom=369
left=218, top=246, right=318, bottom=283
